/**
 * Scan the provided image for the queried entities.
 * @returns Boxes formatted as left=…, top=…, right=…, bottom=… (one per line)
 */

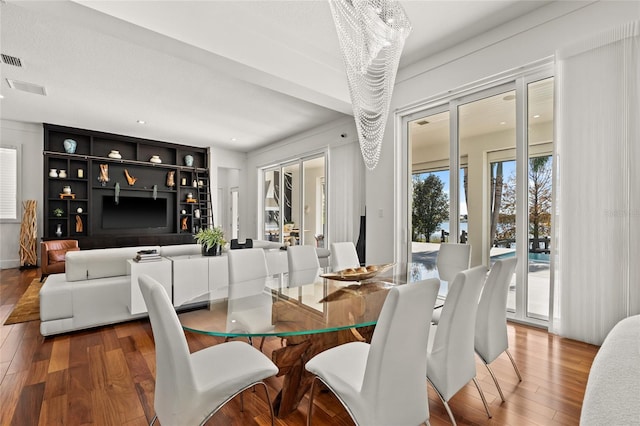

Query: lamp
left=329, top=0, right=411, bottom=170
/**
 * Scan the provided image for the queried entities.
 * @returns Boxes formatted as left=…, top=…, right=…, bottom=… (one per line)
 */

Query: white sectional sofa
left=40, top=244, right=201, bottom=336
left=39, top=241, right=332, bottom=336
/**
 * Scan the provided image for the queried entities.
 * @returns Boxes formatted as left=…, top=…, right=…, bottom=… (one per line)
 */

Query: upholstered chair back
left=330, top=241, right=360, bottom=271
left=360, top=279, right=440, bottom=425
left=475, top=257, right=518, bottom=364
left=228, top=248, right=268, bottom=284
left=436, top=243, right=471, bottom=283
left=428, top=265, right=487, bottom=401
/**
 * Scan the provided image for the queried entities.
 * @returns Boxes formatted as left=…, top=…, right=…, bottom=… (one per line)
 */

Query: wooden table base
left=270, top=326, right=374, bottom=417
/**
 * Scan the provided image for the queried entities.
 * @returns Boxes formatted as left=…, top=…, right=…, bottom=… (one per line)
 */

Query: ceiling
left=0, top=0, right=551, bottom=152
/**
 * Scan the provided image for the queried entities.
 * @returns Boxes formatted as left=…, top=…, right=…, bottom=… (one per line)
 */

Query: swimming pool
left=491, top=251, right=550, bottom=263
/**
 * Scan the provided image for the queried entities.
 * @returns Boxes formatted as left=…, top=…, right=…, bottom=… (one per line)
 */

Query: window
left=0, top=146, right=19, bottom=221
left=404, top=69, right=554, bottom=327
left=261, top=154, right=326, bottom=247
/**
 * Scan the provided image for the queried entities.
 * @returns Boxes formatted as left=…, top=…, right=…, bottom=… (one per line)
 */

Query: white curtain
left=551, top=21, right=639, bottom=345
left=328, top=142, right=365, bottom=245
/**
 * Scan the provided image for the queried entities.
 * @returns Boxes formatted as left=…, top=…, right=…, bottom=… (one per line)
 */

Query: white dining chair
left=432, top=243, right=471, bottom=324
left=427, top=265, right=491, bottom=425
left=330, top=241, right=360, bottom=271
left=436, top=243, right=472, bottom=282
left=305, top=279, right=441, bottom=426
left=138, top=274, right=278, bottom=426
left=228, top=248, right=269, bottom=284
left=475, top=256, right=521, bottom=401
left=287, top=245, right=320, bottom=272
left=227, top=248, right=272, bottom=350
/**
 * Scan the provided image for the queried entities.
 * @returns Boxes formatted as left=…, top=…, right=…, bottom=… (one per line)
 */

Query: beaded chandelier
left=329, top=0, right=411, bottom=170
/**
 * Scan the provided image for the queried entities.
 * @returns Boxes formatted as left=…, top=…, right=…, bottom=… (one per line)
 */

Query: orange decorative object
left=75, top=215, right=83, bottom=232
left=124, top=169, right=138, bottom=186
left=166, top=171, right=175, bottom=187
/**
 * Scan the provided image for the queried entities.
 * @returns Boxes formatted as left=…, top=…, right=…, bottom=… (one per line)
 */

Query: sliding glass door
left=406, top=71, right=554, bottom=325
left=261, top=154, right=326, bottom=247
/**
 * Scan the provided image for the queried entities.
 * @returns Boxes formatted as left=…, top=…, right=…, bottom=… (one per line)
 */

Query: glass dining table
left=177, top=263, right=409, bottom=418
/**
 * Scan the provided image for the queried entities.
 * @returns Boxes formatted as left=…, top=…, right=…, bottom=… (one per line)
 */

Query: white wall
left=209, top=146, right=246, bottom=232
left=366, top=0, right=640, bottom=264
left=0, top=120, right=43, bottom=269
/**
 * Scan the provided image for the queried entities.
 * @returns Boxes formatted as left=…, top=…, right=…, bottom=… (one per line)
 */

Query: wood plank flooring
left=1, top=267, right=599, bottom=425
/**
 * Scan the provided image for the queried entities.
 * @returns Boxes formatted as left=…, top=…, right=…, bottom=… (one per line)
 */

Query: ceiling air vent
left=416, top=119, right=429, bottom=125
left=1, top=54, right=22, bottom=67
left=6, top=79, right=47, bottom=96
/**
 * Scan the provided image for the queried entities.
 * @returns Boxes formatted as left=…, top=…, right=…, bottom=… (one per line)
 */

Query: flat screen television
left=102, top=196, right=168, bottom=229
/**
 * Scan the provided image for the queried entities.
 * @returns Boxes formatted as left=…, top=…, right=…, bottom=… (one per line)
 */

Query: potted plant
left=194, top=226, right=226, bottom=256
left=53, top=208, right=64, bottom=217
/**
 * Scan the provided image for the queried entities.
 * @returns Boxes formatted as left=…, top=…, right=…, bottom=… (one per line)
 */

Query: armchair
left=40, top=239, right=79, bottom=281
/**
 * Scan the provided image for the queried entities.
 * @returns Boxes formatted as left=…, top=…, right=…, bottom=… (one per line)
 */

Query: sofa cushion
left=66, top=246, right=159, bottom=281
left=48, top=247, right=80, bottom=263
left=159, top=244, right=202, bottom=257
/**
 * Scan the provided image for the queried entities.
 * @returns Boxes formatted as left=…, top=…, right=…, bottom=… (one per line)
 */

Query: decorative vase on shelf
left=62, top=185, right=72, bottom=194
left=184, top=155, right=194, bottom=167
left=49, top=169, right=58, bottom=178
left=149, top=155, right=162, bottom=164
left=55, top=224, right=63, bottom=237
left=63, top=139, right=77, bottom=154
left=108, top=150, right=122, bottom=159
left=58, top=169, right=67, bottom=178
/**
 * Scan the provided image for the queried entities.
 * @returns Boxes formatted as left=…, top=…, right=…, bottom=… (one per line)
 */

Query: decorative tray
left=320, top=263, right=395, bottom=282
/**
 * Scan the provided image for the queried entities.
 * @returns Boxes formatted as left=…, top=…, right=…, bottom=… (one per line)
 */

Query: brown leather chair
left=41, top=240, right=80, bottom=281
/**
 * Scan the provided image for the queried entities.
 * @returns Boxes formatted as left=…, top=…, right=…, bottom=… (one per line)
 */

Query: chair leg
left=40, top=274, right=48, bottom=282
left=149, top=414, right=157, bottom=426
left=307, top=376, right=318, bottom=426
left=427, top=378, right=456, bottom=426
left=506, top=349, right=522, bottom=381
left=441, top=401, right=456, bottom=426
left=483, top=362, right=506, bottom=402
left=472, top=377, right=492, bottom=419
left=258, top=381, right=276, bottom=426
left=198, top=380, right=274, bottom=426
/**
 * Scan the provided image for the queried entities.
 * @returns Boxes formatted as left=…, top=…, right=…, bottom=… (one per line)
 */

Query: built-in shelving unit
left=43, top=124, right=212, bottom=249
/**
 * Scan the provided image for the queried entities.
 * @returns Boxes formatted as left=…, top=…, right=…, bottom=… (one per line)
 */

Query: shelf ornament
left=124, top=169, right=138, bottom=186
left=328, top=0, right=411, bottom=170
left=98, top=164, right=109, bottom=186
left=114, top=182, right=120, bottom=204
left=166, top=170, right=175, bottom=187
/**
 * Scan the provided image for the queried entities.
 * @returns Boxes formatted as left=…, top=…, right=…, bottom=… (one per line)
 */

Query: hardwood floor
left=1, top=267, right=599, bottom=426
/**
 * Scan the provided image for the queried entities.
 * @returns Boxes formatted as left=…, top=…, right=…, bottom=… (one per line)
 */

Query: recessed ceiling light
left=137, top=120, right=145, bottom=124
left=500, top=121, right=507, bottom=125
left=0, top=94, right=4, bottom=99
left=231, top=138, right=237, bottom=142
left=533, top=114, right=540, bottom=119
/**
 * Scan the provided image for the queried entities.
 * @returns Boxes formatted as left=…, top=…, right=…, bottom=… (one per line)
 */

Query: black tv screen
left=102, top=196, right=167, bottom=229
